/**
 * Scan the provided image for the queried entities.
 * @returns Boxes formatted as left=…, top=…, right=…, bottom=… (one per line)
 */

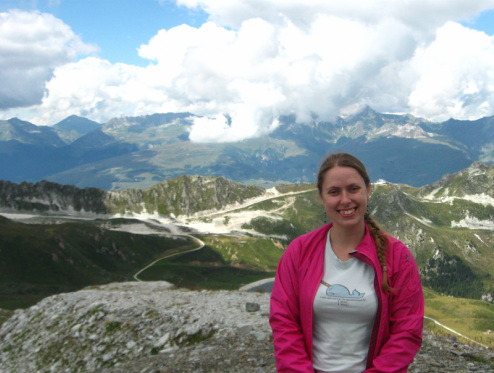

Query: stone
left=245, top=302, right=260, bottom=312
left=0, top=282, right=493, bottom=373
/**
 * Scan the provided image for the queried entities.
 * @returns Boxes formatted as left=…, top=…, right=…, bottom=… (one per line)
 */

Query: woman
left=270, top=152, right=424, bottom=373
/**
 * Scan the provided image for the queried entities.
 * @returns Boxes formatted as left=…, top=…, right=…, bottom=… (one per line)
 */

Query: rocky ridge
left=0, top=175, right=266, bottom=218
left=1, top=282, right=493, bottom=373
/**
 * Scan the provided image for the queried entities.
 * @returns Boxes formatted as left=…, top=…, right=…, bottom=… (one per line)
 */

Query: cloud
left=177, top=0, right=494, bottom=31
left=0, top=10, right=97, bottom=110
left=0, top=2, right=493, bottom=143
left=409, top=22, right=494, bottom=121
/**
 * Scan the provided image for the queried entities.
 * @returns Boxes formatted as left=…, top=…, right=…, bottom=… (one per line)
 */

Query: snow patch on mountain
left=369, top=123, right=434, bottom=140
left=422, top=191, right=494, bottom=207
left=451, top=215, right=494, bottom=230
left=467, top=167, right=486, bottom=177
left=0, top=212, right=38, bottom=220
left=373, top=179, right=389, bottom=185
left=109, top=187, right=299, bottom=237
left=390, top=124, right=433, bottom=139
left=474, top=234, right=485, bottom=244
left=405, top=213, right=434, bottom=228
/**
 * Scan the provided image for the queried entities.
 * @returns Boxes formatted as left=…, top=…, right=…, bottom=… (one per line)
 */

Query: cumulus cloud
left=409, top=22, right=494, bottom=121
left=0, top=10, right=97, bottom=110
left=177, top=0, right=494, bottom=31
left=0, top=1, right=493, bottom=142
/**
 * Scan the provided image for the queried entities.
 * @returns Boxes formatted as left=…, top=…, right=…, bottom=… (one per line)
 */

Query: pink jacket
left=269, top=223, right=424, bottom=373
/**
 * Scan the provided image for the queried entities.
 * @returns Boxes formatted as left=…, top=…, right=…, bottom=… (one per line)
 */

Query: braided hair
left=317, top=152, right=394, bottom=293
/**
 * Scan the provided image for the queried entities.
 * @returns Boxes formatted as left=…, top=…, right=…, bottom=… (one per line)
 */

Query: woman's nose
left=341, top=190, right=351, bottom=203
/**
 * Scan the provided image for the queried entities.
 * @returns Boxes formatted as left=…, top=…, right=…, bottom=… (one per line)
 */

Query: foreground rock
left=0, top=282, right=273, bottom=373
left=0, top=282, right=493, bottom=373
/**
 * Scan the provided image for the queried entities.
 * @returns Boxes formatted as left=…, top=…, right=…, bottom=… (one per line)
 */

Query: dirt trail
left=424, top=316, right=490, bottom=349
left=133, top=235, right=205, bottom=281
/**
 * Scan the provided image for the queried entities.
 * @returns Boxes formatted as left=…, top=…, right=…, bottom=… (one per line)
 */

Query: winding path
left=424, top=316, right=490, bottom=349
left=189, top=188, right=317, bottom=220
left=131, top=188, right=316, bottom=281
left=133, top=234, right=205, bottom=281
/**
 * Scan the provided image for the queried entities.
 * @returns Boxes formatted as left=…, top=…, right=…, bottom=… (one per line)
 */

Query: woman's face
left=320, top=166, right=370, bottom=231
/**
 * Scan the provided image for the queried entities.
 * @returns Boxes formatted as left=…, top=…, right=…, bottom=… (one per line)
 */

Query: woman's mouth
left=339, top=208, right=356, bottom=216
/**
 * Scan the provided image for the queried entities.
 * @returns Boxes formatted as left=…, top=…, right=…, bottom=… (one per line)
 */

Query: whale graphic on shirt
left=326, top=284, right=365, bottom=298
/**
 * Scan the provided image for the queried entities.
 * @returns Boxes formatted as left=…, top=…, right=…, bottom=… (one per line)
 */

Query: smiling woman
left=270, top=152, right=424, bottom=373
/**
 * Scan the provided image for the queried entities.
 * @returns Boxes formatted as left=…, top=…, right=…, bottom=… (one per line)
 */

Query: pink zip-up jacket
left=269, top=223, right=424, bottom=373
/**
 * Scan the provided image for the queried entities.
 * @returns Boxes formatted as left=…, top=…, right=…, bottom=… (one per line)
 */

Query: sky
left=0, top=0, right=493, bottom=143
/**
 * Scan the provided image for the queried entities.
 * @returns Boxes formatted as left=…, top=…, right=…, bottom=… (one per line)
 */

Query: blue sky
left=0, top=0, right=208, bottom=66
left=2, top=1, right=491, bottom=66
left=1, top=1, right=493, bottom=142
left=462, top=8, right=494, bottom=34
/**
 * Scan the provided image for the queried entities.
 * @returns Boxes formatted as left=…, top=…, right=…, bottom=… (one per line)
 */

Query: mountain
left=52, top=115, right=103, bottom=144
left=0, top=175, right=270, bottom=308
left=0, top=118, right=66, bottom=147
left=423, top=115, right=494, bottom=164
left=0, top=118, right=69, bottom=182
left=0, top=175, right=265, bottom=217
left=0, top=117, right=139, bottom=184
left=0, top=108, right=492, bottom=189
left=53, top=115, right=102, bottom=135
left=1, top=162, right=494, bottom=305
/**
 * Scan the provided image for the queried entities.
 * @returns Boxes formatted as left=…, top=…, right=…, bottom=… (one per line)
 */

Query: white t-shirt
left=312, top=230, right=378, bottom=373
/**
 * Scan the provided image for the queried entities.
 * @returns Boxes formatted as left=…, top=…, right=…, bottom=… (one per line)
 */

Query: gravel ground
left=1, top=282, right=493, bottom=373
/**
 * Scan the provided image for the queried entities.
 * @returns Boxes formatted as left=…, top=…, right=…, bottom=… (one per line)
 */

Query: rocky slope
left=0, top=179, right=108, bottom=214
left=0, top=175, right=265, bottom=217
left=0, top=282, right=493, bottom=373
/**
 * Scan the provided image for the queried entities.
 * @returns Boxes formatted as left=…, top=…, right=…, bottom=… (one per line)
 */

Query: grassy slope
left=0, top=216, right=196, bottom=309
left=137, top=235, right=282, bottom=289
left=137, top=243, right=276, bottom=290
left=424, top=288, right=494, bottom=348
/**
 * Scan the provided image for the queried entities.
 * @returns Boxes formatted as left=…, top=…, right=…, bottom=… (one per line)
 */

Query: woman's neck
left=329, top=224, right=366, bottom=261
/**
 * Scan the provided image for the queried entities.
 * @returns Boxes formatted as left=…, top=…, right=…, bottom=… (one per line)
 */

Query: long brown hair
left=317, top=152, right=393, bottom=293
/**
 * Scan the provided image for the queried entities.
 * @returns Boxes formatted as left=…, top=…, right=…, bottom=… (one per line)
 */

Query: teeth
left=341, top=209, right=355, bottom=215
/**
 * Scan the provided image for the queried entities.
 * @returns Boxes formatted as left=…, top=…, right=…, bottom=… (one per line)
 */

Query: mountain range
left=1, top=107, right=493, bottom=190
left=1, top=161, right=494, bottom=308
left=2, top=108, right=494, bottom=371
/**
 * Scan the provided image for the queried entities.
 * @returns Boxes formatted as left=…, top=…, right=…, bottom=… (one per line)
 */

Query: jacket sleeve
left=365, top=244, right=424, bottom=373
left=270, top=240, right=314, bottom=373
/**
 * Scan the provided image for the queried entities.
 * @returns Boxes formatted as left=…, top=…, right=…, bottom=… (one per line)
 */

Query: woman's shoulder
left=284, top=224, right=330, bottom=256
left=278, top=225, right=329, bottom=274
left=386, top=233, right=407, bottom=249
left=290, top=224, right=329, bottom=246
left=385, top=234, right=419, bottom=270
left=385, top=234, right=423, bottom=296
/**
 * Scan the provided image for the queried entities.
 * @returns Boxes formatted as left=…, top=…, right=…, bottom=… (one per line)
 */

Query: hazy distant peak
left=53, top=115, right=102, bottom=135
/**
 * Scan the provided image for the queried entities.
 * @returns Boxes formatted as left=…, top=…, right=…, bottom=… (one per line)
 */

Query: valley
left=1, top=161, right=494, bottom=351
